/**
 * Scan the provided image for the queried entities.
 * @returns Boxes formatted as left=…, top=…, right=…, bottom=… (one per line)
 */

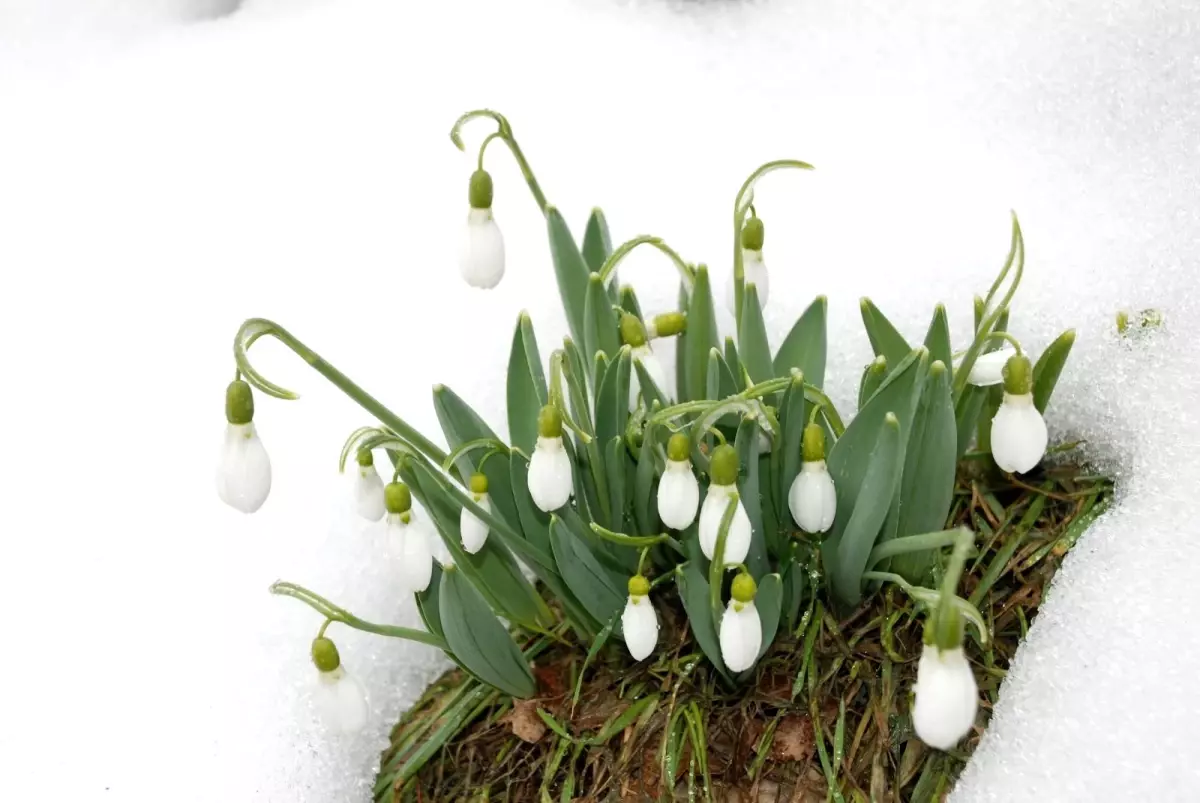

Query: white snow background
left=1, top=0, right=1198, bottom=800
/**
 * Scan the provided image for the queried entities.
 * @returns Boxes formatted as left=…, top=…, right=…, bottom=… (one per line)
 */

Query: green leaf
left=733, top=417, right=770, bottom=578
left=619, top=285, right=643, bottom=319
left=561, top=336, right=594, bottom=435
left=593, top=349, right=610, bottom=399
left=546, top=207, right=591, bottom=351
left=677, top=562, right=729, bottom=677
left=754, top=573, right=783, bottom=660
left=922, top=304, right=953, bottom=383
left=737, top=284, right=774, bottom=384
left=584, top=272, right=621, bottom=366
left=778, top=373, right=808, bottom=521
left=1032, top=329, right=1076, bottom=413
left=605, top=436, right=629, bottom=534
left=857, top=355, right=888, bottom=410
left=438, top=567, right=536, bottom=698
left=832, top=413, right=903, bottom=606
left=508, top=452, right=553, bottom=557
left=633, top=423, right=659, bottom=534
left=675, top=282, right=690, bottom=401
left=506, top=313, right=548, bottom=457
left=955, top=386, right=986, bottom=459
left=633, top=354, right=669, bottom=410
left=890, top=360, right=957, bottom=583
left=581, top=208, right=613, bottom=273
left=416, top=562, right=444, bottom=640
left=549, top=515, right=626, bottom=626
left=859, top=298, right=911, bottom=373
left=596, top=345, right=632, bottom=449
left=724, top=336, right=747, bottom=392
left=780, top=557, right=808, bottom=632
left=774, top=296, right=827, bottom=388
left=683, top=266, right=720, bottom=403
left=759, top=453, right=781, bottom=559
left=824, top=349, right=928, bottom=604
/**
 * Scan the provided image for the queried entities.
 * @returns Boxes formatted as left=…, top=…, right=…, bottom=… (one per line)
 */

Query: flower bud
left=627, top=574, right=650, bottom=597
left=709, top=444, right=739, bottom=487
left=311, top=636, right=341, bottom=673
left=667, top=433, right=690, bottom=462
left=468, top=169, right=494, bottom=209
left=730, top=571, right=757, bottom=603
left=461, top=472, right=491, bottom=554
left=719, top=595, right=762, bottom=672
left=621, top=577, right=659, bottom=661
left=385, top=482, right=412, bottom=515
left=650, top=312, right=687, bottom=338
left=740, top=216, right=765, bottom=251
left=788, top=458, right=836, bottom=534
left=620, top=314, right=648, bottom=348
left=990, top=390, right=1048, bottom=474
left=912, top=642, right=978, bottom=750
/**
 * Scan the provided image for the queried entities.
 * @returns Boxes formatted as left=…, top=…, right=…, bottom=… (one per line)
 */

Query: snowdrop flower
left=912, top=642, right=979, bottom=750
left=788, top=424, right=837, bottom=534
left=384, top=482, right=433, bottom=593
left=460, top=472, right=491, bottom=554
left=458, top=169, right=505, bottom=289
left=351, top=448, right=386, bottom=522
left=657, top=434, right=700, bottom=530
left=310, top=636, right=368, bottom=734
left=725, top=215, right=769, bottom=315
left=621, top=314, right=671, bottom=411
left=719, top=572, right=762, bottom=673
left=990, top=352, right=1048, bottom=474
left=698, top=445, right=752, bottom=565
left=960, top=346, right=1016, bottom=387
left=216, top=379, right=272, bottom=514
left=528, top=405, right=573, bottom=512
left=621, top=575, right=659, bottom=661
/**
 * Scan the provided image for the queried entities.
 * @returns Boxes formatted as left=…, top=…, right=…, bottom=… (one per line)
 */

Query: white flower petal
left=314, top=666, right=369, bottom=734
left=216, top=422, right=272, bottom=514
left=912, top=646, right=979, bottom=750
left=353, top=464, right=386, bottom=522
left=528, top=436, right=573, bottom=512
left=621, top=594, right=660, bottom=661
left=460, top=494, right=490, bottom=554
left=725, top=248, right=770, bottom=315
left=990, top=392, right=1048, bottom=474
left=788, top=460, right=837, bottom=533
left=719, top=601, right=762, bottom=673
left=961, top=347, right=1016, bottom=387
left=388, top=514, right=433, bottom=593
left=657, top=460, right=700, bottom=530
left=458, top=208, right=505, bottom=289
left=698, top=484, right=751, bottom=564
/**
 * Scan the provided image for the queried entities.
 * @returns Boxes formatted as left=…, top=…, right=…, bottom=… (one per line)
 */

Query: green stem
left=866, top=526, right=972, bottom=569
left=450, top=109, right=549, bottom=213
left=270, top=581, right=446, bottom=648
left=234, top=318, right=449, bottom=466
left=550, top=350, right=592, bottom=443
left=984, top=331, right=1023, bottom=354
left=731, top=159, right=815, bottom=331
left=596, top=235, right=695, bottom=289
left=708, top=493, right=740, bottom=623
left=590, top=523, right=687, bottom=556
left=442, top=437, right=511, bottom=473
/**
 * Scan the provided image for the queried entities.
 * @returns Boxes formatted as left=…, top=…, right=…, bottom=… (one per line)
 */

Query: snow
left=1, top=0, right=1198, bottom=800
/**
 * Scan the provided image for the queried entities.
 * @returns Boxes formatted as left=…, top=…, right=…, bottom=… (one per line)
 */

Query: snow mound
left=1, top=0, right=1197, bottom=801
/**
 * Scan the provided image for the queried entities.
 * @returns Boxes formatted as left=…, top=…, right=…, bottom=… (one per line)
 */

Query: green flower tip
left=1116, top=311, right=1129, bottom=333
left=1002, top=353, right=1033, bottom=395
left=652, top=312, right=687, bottom=338
left=929, top=360, right=947, bottom=378
left=355, top=448, right=374, bottom=468
left=311, top=636, right=340, bottom=673
left=628, top=574, right=650, bottom=597
left=884, top=411, right=900, bottom=428
left=385, top=482, right=412, bottom=514
left=731, top=572, right=757, bottom=603
left=470, top=472, right=489, bottom=494
left=468, top=169, right=493, bottom=209
left=225, top=379, right=254, bottom=425
left=537, top=404, right=563, bottom=438
left=740, top=215, right=765, bottom=251
left=801, top=423, right=826, bottom=462
left=928, top=605, right=965, bottom=651
left=868, top=355, right=887, bottom=376
left=619, top=313, right=647, bottom=348
left=709, top=444, right=739, bottom=486
left=667, top=433, right=691, bottom=462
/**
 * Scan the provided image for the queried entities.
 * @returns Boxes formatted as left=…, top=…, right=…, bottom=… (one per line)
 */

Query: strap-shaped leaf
left=546, top=206, right=591, bottom=351
left=777, top=373, right=808, bottom=518
left=724, top=336, right=748, bottom=392
left=754, top=573, right=784, bottom=660
left=954, top=386, right=987, bottom=459
left=549, top=514, right=626, bottom=627
left=1033, top=329, right=1076, bottom=413
left=737, top=284, right=774, bottom=383
left=683, top=266, right=719, bottom=402
left=733, top=416, right=770, bottom=578
left=581, top=207, right=614, bottom=274
left=759, top=453, right=782, bottom=559
left=922, top=304, right=953, bottom=383
left=438, top=566, right=536, bottom=699
left=832, top=413, right=903, bottom=606
left=584, top=272, right=621, bottom=367
left=561, top=337, right=594, bottom=435
left=634, top=423, right=659, bottom=535
left=416, top=562, right=445, bottom=640
left=619, top=285, right=643, bottom=319
left=780, top=555, right=809, bottom=632
left=605, top=436, right=629, bottom=535
left=506, top=313, right=548, bottom=457
left=508, top=452, right=553, bottom=557
left=858, top=355, right=888, bottom=409
left=596, top=345, right=632, bottom=449
left=774, top=295, right=827, bottom=388
left=890, top=361, right=957, bottom=583
left=633, top=355, right=669, bottom=411
left=859, top=298, right=911, bottom=372
left=677, top=562, right=729, bottom=677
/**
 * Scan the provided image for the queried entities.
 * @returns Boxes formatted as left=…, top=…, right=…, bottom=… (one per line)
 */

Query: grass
left=375, top=457, right=1112, bottom=802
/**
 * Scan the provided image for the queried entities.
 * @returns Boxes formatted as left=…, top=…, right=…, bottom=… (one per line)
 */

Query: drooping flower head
left=216, top=379, right=272, bottom=514
left=719, top=571, right=762, bottom=673
left=528, top=405, right=572, bottom=512
left=788, top=423, right=837, bottom=534
left=726, top=214, right=769, bottom=314
left=384, top=481, right=433, bottom=594
left=621, top=313, right=670, bottom=411
left=989, top=352, right=1048, bottom=474
left=352, top=448, right=386, bottom=522
left=698, top=444, right=751, bottom=565
left=657, top=433, right=700, bottom=530
left=310, top=636, right=368, bottom=734
left=912, top=609, right=978, bottom=750
left=460, top=472, right=491, bottom=554
left=621, top=574, right=660, bottom=661
left=458, top=169, right=505, bottom=289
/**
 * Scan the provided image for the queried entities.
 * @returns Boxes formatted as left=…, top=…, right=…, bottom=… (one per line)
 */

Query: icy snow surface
left=1, top=0, right=1199, bottom=800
